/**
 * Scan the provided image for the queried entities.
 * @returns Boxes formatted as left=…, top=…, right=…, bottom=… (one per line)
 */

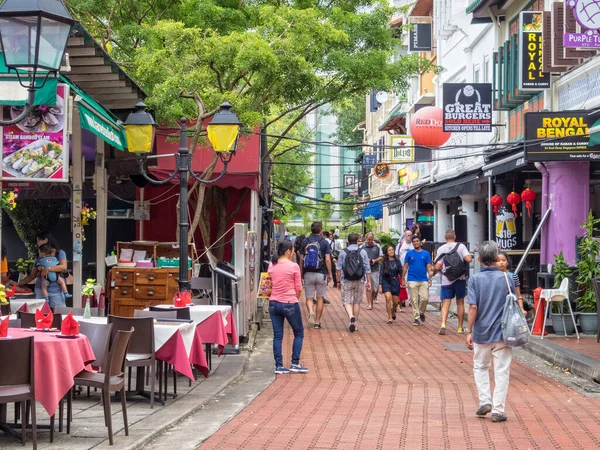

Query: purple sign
left=568, top=0, right=600, bottom=30
left=564, top=30, right=600, bottom=47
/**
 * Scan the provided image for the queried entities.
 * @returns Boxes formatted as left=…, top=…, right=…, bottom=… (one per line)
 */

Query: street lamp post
left=125, top=102, right=242, bottom=292
left=0, top=0, right=76, bottom=125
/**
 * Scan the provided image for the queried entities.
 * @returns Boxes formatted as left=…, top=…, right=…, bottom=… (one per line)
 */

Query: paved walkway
left=202, top=288, right=600, bottom=449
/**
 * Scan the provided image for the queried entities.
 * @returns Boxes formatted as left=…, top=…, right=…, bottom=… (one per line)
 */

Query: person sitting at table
left=18, top=232, right=68, bottom=308
left=37, top=244, right=71, bottom=302
left=1, top=245, right=16, bottom=287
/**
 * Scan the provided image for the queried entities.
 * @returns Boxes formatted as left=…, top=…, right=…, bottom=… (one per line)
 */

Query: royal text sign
left=520, top=12, right=550, bottom=90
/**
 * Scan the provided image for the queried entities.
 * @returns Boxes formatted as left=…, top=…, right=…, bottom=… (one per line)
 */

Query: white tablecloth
left=151, top=304, right=231, bottom=327
left=10, top=298, right=47, bottom=314
left=74, top=316, right=196, bottom=355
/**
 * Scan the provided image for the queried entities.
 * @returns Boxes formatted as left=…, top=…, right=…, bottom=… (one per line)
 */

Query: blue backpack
left=304, top=238, right=324, bottom=271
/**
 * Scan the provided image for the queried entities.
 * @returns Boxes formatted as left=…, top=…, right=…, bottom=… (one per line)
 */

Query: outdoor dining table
left=3, top=328, right=95, bottom=417
left=74, top=316, right=208, bottom=380
left=9, top=298, right=47, bottom=314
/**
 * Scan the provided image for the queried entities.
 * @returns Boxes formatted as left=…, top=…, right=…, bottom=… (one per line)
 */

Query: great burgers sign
left=525, top=111, right=600, bottom=161
left=443, top=83, right=493, bottom=132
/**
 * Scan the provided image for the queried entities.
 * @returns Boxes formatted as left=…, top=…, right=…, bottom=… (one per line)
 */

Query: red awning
left=149, top=127, right=260, bottom=191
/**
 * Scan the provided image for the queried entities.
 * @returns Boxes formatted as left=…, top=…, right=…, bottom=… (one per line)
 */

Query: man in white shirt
left=395, top=230, right=414, bottom=265
left=433, top=229, right=473, bottom=335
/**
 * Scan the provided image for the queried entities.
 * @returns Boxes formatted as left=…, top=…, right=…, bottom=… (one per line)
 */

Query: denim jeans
left=269, top=301, right=304, bottom=368
left=36, top=287, right=65, bottom=309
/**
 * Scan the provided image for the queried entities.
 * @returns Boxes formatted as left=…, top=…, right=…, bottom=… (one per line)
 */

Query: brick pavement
left=548, top=335, right=600, bottom=360
left=202, top=288, right=600, bottom=449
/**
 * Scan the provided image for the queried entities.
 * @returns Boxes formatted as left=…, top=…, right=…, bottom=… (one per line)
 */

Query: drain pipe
left=535, top=162, right=550, bottom=264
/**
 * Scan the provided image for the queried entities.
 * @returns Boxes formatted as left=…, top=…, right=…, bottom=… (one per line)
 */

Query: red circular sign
left=374, top=162, right=390, bottom=179
left=410, top=106, right=451, bottom=148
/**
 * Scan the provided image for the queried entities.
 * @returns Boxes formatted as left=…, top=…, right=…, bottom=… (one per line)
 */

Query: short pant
left=341, top=279, right=365, bottom=305
left=367, top=271, right=379, bottom=290
left=304, top=271, right=328, bottom=299
left=441, top=279, right=467, bottom=300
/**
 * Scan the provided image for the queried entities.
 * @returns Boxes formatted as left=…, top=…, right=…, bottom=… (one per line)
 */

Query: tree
left=313, top=194, right=335, bottom=229
left=67, top=0, right=434, bottom=252
left=6, top=200, right=62, bottom=257
left=338, top=198, right=356, bottom=225
left=332, top=93, right=366, bottom=145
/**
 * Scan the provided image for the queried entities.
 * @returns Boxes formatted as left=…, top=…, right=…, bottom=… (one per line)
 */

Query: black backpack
left=436, top=243, right=467, bottom=282
left=343, top=249, right=365, bottom=281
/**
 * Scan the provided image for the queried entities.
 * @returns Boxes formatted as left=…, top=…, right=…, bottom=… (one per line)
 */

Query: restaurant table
left=4, top=328, right=95, bottom=416
left=10, top=298, right=47, bottom=314
left=75, top=316, right=208, bottom=380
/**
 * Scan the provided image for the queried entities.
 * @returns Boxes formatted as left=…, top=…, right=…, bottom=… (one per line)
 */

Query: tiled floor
left=548, top=335, right=600, bottom=359
left=202, top=288, right=600, bottom=449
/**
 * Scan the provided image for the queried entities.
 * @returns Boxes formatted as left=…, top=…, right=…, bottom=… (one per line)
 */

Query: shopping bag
left=501, top=273, right=530, bottom=347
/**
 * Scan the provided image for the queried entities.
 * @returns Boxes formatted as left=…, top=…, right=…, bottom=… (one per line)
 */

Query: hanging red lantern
left=490, top=195, right=503, bottom=215
left=273, top=219, right=281, bottom=225
left=506, top=191, right=521, bottom=218
left=521, top=188, right=536, bottom=218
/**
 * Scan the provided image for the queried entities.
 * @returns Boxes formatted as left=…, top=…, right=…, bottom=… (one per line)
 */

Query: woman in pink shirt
left=268, top=239, right=308, bottom=375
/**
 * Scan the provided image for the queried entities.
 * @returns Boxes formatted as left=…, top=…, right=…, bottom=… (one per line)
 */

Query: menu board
left=256, top=272, right=273, bottom=299
left=1, top=84, right=69, bottom=182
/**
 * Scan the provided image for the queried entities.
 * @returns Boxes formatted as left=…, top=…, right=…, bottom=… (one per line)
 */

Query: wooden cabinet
left=109, top=268, right=190, bottom=317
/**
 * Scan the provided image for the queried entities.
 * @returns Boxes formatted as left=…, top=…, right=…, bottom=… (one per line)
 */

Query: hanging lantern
left=506, top=191, right=521, bottom=218
left=410, top=107, right=452, bottom=148
left=521, top=188, right=536, bottom=218
left=490, top=195, right=503, bottom=215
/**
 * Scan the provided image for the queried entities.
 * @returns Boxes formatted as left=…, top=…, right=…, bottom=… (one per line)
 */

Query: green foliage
left=332, top=93, right=366, bottom=145
left=552, top=251, right=572, bottom=314
left=364, top=217, right=377, bottom=234
left=576, top=211, right=600, bottom=313
left=338, top=198, right=356, bottom=225
left=6, top=200, right=62, bottom=258
left=376, top=232, right=396, bottom=249
left=313, top=194, right=335, bottom=230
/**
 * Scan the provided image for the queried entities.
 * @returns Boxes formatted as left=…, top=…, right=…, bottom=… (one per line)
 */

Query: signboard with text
left=525, top=111, right=600, bottom=161
left=564, top=0, right=600, bottom=48
left=443, top=83, right=493, bottom=132
left=389, top=135, right=414, bottom=163
left=1, top=84, right=69, bottom=182
left=409, top=18, right=432, bottom=52
left=520, top=11, right=550, bottom=90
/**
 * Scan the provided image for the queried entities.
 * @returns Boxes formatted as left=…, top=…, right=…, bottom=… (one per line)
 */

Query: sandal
left=387, top=320, right=393, bottom=324
left=366, top=306, right=373, bottom=310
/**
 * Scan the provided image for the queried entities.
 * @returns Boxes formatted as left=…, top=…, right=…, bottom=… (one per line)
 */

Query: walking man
left=433, top=229, right=473, bottom=335
left=395, top=229, right=413, bottom=265
left=403, top=235, right=433, bottom=326
left=300, top=222, right=333, bottom=329
left=466, top=240, right=514, bottom=423
left=336, top=233, right=371, bottom=332
left=361, top=232, right=383, bottom=310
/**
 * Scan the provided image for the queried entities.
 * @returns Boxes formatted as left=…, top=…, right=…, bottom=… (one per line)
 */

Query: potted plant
left=15, top=258, right=34, bottom=281
left=550, top=251, right=576, bottom=335
left=575, top=211, right=600, bottom=334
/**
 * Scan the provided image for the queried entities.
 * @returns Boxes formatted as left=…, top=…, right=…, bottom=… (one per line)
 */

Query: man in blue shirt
left=466, top=240, right=514, bottom=423
left=402, top=235, right=433, bottom=326
left=299, top=222, right=333, bottom=329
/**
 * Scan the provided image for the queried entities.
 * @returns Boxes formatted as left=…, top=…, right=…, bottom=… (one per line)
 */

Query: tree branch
left=226, top=189, right=249, bottom=221
left=209, top=61, right=225, bottom=93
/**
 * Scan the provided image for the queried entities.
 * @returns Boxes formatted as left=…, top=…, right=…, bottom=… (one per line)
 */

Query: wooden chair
left=18, top=311, right=62, bottom=329
left=73, top=328, right=134, bottom=445
left=107, top=316, right=156, bottom=408
left=0, top=336, right=36, bottom=449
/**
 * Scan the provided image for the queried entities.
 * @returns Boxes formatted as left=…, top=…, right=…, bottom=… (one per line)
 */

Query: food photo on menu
left=1, top=85, right=69, bottom=182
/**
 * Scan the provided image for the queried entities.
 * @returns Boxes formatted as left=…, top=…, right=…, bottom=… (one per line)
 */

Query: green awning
left=466, top=0, right=485, bottom=13
left=589, top=118, right=600, bottom=147
left=60, top=76, right=127, bottom=151
left=378, top=102, right=407, bottom=131
left=0, top=53, right=57, bottom=106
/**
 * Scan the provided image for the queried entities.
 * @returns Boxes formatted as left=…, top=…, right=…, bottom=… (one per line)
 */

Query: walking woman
left=268, top=239, right=308, bottom=375
left=379, top=245, right=403, bottom=324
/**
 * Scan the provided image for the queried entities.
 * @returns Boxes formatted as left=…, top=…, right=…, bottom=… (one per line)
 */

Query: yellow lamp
left=207, top=102, right=242, bottom=154
left=124, top=102, right=156, bottom=153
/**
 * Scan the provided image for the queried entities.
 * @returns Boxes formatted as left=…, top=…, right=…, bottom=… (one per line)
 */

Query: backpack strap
left=434, top=243, right=461, bottom=264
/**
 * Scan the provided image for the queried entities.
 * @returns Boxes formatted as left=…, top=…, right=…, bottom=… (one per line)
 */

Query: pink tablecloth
left=155, top=328, right=207, bottom=380
left=8, top=329, right=95, bottom=416
left=225, top=310, right=239, bottom=348
left=196, top=311, right=229, bottom=356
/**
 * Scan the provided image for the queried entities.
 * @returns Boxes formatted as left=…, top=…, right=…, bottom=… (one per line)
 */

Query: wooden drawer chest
left=109, top=268, right=190, bottom=317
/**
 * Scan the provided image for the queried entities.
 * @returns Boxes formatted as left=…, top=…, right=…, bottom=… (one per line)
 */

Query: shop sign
left=79, top=103, right=126, bottom=151
left=442, top=83, right=493, bottom=132
left=1, top=84, right=69, bottom=182
left=134, top=201, right=150, bottom=221
left=520, top=12, right=550, bottom=90
left=525, top=111, right=600, bottom=161
left=389, top=135, right=414, bottom=163
left=388, top=202, right=403, bottom=216
left=343, top=173, right=356, bottom=189
left=409, top=18, right=432, bottom=52
left=496, top=207, right=518, bottom=250
left=363, top=154, right=377, bottom=170
left=374, top=162, right=390, bottom=179
left=564, top=0, right=600, bottom=48
left=407, top=162, right=431, bottom=188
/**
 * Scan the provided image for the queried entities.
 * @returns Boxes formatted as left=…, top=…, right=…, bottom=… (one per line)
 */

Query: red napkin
left=6, top=285, right=17, bottom=299
left=41, top=301, right=51, bottom=314
left=18, top=303, right=29, bottom=313
left=35, top=309, right=53, bottom=329
left=173, top=290, right=192, bottom=307
left=0, top=316, right=8, bottom=337
left=61, top=312, right=80, bottom=336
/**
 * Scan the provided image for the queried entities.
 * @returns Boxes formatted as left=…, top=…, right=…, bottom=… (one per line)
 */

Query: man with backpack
left=433, top=229, right=473, bottom=335
left=361, top=232, right=383, bottom=309
left=299, top=222, right=333, bottom=329
left=336, top=232, right=371, bottom=332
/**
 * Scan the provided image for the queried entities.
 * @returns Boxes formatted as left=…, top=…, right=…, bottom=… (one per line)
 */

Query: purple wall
left=542, top=161, right=589, bottom=265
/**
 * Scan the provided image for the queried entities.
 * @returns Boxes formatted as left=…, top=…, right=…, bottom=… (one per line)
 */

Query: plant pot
left=578, top=312, right=598, bottom=335
left=550, top=313, right=577, bottom=335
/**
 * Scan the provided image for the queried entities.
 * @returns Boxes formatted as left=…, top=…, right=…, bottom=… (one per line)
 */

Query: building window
left=484, top=55, right=490, bottom=83
left=474, top=64, right=480, bottom=83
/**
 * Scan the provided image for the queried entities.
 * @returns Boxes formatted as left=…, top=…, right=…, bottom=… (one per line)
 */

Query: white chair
left=534, top=278, right=579, bottom=339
